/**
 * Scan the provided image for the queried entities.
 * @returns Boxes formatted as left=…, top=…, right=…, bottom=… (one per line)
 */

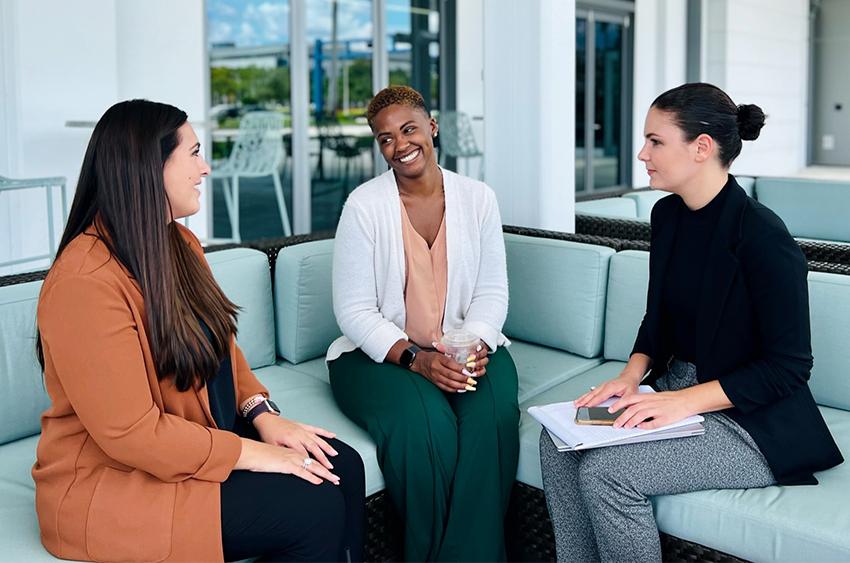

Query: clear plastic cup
left=440, top=328, right=481, bottom=392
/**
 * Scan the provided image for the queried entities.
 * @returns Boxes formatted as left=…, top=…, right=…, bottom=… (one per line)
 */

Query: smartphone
left=575, top=406, right=623, bottom=426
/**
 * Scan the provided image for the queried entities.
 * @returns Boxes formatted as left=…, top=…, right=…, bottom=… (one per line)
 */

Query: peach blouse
left=401, top=202, right=448, bottom=348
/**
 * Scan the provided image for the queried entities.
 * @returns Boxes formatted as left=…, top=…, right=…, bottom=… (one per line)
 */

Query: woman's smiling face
left=371, top=103, right=438, bottom=180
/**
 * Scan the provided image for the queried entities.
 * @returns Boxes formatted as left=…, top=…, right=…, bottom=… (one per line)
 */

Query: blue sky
left=207, top=0, right=424, bottom=47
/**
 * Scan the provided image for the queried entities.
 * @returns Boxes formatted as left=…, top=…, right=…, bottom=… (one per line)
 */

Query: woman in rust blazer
left=34, top=100, right=364, bottom=562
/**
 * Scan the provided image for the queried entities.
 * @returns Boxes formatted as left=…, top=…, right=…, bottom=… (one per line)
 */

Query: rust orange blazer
left=33, top=223, right=268, bottom=562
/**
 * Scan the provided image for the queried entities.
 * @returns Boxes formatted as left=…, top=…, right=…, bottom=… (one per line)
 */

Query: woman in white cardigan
left=328, top=86, right=519, bottom=562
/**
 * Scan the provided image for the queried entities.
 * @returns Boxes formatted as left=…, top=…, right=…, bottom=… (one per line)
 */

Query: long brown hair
left=38, top=99, right=238, bottom=392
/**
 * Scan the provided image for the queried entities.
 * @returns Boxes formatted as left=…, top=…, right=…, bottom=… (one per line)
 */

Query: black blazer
left=632, top=175, right=843, bottom=485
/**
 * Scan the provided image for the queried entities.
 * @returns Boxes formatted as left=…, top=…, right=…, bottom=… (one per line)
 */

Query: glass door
left=576, top=5, right=633, bottom=194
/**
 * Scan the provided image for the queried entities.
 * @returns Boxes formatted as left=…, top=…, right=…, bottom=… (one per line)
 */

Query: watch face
left=267, top=399, right=280, bottom=414
left=400, top=347, right=416, bottom=368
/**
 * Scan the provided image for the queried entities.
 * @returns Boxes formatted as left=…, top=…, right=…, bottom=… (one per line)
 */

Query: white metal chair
left=438, top=111, right=484, bottom=180
left=0, top=174, right=67, bottom=269
left=211, top=112, right=291, bottom=242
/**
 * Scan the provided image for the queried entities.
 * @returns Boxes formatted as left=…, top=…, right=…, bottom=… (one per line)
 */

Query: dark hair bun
left=737, top=104, right=765, bottom=141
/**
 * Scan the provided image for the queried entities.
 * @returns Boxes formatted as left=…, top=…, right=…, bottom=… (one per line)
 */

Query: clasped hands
left=412, top=341, right=489, bottom=393
left=574, top=371, right=697, bottom=430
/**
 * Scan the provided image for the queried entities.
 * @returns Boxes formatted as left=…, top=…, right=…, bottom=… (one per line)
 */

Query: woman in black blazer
left=540, top=83, right=843, bottom=562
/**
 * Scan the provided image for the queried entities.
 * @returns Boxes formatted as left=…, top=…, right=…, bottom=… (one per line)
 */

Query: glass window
left=207, top=0, right=293, bottom=242
left=307, top=0, right=374, bottom=231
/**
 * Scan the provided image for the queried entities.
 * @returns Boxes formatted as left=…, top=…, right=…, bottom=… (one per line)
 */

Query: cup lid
left=441, top=328, right=479, bottom=347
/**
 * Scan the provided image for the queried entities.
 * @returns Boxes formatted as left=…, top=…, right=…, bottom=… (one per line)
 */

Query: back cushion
left=575, top=197, right=638, bottom=219
left=0, top=281, right=51, bottom=445
left=503, top=234, right=614, bottom=358
left=736, top=175, right=756, bottom=197
left=604, top=251, right=650, bottom=361
left=275, top=239, right=340, bottom=364
left=622, top=190, right=670, bottom=221
left=755, top=177, right=850, bottom=242
left=808, top=271, right=850, bottom=410
left=207, top=248, right=276, bottom=369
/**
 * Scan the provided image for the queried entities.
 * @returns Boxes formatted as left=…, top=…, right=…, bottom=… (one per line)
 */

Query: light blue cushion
left=622, top=190, right=670, bottom=221
left=274, top=240, right=340, bottom=364
left=736, top=175, right=755, bottom=197
left=603, top=251, right=649, bottom=362
left=653, top=406, right=850, bottom=561
left=207, top=248, right=276, bottom=370
left=504, top=234, right=614, bottom=358
left=754, top=177, right=850, bottom=242
left=808, top=271, right=850, bottom=410
left=0, top=281, right=51, bottom=446
left=254, top=364, right=383, bottom=495
left=509, top=340, right=602, bottom=404
left=0, top=436, right=73, bottom=561
left=575, top=197, right=638, bottom=219
left=282, top=356, right=330, bottom=384
left=516, top=362, right=627, bottom=488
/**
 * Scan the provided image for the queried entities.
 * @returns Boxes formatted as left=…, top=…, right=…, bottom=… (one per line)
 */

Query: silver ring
left=301, top=457, right=313, bottom=469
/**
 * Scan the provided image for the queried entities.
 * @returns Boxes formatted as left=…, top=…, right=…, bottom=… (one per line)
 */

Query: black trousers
left=221, top=420, right=366, bottom=562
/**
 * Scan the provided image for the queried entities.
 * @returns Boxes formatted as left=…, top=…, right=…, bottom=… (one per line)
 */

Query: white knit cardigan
left=327, top=166, right=510, bottom=363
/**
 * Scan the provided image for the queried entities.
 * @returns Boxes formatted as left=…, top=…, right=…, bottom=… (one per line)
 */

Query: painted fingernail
left=476, top=344, right=483, bottom=352
left=466, top=362, right=476, bottom=370
left=431, top=341, right=438, bottom=348
left=467, top=377, right=477, bottom=385
left=467, top=354, right=476, bottom=362
left=465, top=384, right=477, bottom=391
left=462, top=368, right=473, bottom=377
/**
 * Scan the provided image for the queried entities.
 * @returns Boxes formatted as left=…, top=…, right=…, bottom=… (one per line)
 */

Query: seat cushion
left=515, top=362, right=626, bottom=488
left=253, top=363, right=383, bottom=496
left=207, top=248, right=276, bottom=370
left=754, top=177, right=850, bottom=242
left=653, top=406, right=850, bottom=561
left=509, top=340, right=603, bottom=404
left=808, top=271, right=850, bottom=410
left=603, top=250, right=649, bottom=362
left=0, top=436, right=77, bottom=561
left=575, top=197, right=638, bottom=219
left=274, top=239, right=340, bottom=364
left=0, top=281, right=51, bottom=445
left=504, top=234, right=614, bottom=358
left=282, top=356, right=331, bottom=384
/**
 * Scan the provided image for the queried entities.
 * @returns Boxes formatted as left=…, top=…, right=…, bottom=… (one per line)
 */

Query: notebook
left=528, top=386, right=705, bottom=452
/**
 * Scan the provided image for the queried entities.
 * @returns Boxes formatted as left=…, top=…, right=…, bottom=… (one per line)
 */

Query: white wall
left=631, top=0, right=688, bottom=187
left=0, top=0, right=208, bottom=274
left=702, top=0, right=810, bottom=176
left=482, top=0, right=575, bottom=232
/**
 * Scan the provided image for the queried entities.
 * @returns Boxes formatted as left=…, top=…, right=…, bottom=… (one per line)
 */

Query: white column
left=631, top=0, right=687, bottom=188
left=290, top=0, right=312, bottom=234
left=482, top=0, right=575, bottom=232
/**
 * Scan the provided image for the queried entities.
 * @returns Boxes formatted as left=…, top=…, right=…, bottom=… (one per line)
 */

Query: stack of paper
left=527, top=386, right=705, bottom=452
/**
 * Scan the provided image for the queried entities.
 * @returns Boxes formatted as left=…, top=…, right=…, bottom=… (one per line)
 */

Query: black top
left=661, top=185, right=729, bottom=363
left=200, top=320, right=237, bottom=432
left=632, top=174, right=843, bottom=485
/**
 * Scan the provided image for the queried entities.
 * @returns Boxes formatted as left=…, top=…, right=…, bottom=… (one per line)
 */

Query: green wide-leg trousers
left=329, top=347, right=520, bottom=562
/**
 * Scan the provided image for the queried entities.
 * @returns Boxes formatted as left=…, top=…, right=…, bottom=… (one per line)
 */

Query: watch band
left=240, top=394, right=266, bottom=418
left=245, top=398, right=280, bottom=423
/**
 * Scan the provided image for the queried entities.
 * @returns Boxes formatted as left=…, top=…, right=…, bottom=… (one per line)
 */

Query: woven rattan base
left=363, top=483, right=747, bottom=562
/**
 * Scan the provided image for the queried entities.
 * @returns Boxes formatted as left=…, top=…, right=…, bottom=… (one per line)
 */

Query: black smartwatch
left=399, top=344, right=421, bottom=370
left=245, top=398, right=280, bottom=423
